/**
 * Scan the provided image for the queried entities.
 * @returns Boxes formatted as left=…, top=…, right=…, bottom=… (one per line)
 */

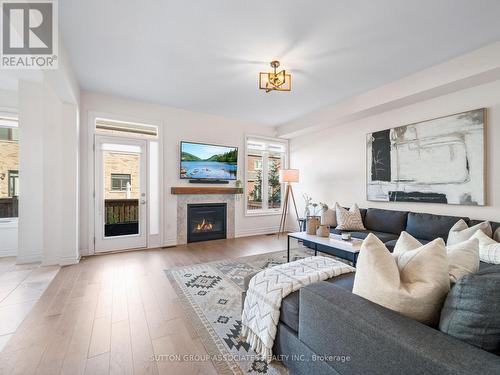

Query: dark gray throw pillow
left=439, top=265, right=500, bottom=355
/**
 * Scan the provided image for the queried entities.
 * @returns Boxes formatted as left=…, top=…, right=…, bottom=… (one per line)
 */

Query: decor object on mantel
left=278, top=169, right=300, bottom=235
left=367, top=108, right=486, bottom=205
left=171, top=186, right=243, bottom=195
left=259, top=60, right=292, bottom=93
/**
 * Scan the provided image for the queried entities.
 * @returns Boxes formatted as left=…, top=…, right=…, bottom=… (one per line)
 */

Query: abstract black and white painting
left=367, top=109, right=485, bottom=205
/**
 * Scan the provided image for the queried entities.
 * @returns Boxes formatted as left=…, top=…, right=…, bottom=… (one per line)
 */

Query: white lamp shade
left=279, top=169, right=299, bottom=183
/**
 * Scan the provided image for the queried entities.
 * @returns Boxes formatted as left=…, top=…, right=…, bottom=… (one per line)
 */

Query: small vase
left=316, top=225, right=330, bottom=237
left=306, top=217, right=320, bottom=235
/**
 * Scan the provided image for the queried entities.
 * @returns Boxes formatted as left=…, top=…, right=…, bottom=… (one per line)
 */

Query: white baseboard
left=162, top=238, right=178, bottom=247
left=59, top=255, right=81, bottom=266
left=0, top=248, right=17, bottom=257
left=79, top=248, right=91, bottom=257
left=41, top=255, right=80, bottom=266
left=235, top=226, right=281, bottom=238
left=16, top=251, right=42, bottom=264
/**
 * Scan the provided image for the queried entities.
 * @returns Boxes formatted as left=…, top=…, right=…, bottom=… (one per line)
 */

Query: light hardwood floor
left=0, top=234, right=288, bottom=375
left=0, top=258, right=59, bottom=353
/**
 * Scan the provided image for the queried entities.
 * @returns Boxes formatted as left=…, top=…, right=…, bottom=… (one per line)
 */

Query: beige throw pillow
left=495, top=227, right=500, bottom=242
left=320, top=208, right=336, bottom=227
left=471, top=230, right=500, bottom=264
left=394, top=231, right=479, bottom=283
left=446, top=239, right=480, bottom=283
left=393, top=231, right=422, bottom=255
left=353, top=234, right=450, bottom=325
left=447, top=219, right=492, bottom=246
left=335, top=203, right=365, bottom=231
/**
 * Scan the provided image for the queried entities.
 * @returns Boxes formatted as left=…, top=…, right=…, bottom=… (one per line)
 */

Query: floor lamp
left=278, top=169, right=300, bottom=236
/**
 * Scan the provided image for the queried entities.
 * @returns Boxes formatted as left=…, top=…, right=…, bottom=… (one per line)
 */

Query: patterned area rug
left=165, top=247, right=324, bottom=375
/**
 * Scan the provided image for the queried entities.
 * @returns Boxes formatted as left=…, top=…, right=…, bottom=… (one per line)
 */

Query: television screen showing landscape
left=180, top=142, right=238, bottom=180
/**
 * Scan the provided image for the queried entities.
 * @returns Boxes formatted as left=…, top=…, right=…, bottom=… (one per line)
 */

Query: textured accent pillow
left=495, top=227, right=500, bottom=242
left=320, top=208, right=336, bottom=226
left=353, top=234, right=450, bottom=325
left=335, top=203, right=365, bottom=231
left=447, top=219, right=492, bottom=246
left=439, top=264, right=500, bottom=355
left=471, top=230, right=500, bottom=264
left=394, top=231, right=479, bottom=283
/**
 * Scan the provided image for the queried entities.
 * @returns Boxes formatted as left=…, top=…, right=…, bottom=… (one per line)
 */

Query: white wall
left=290, top=79, right=500, bottom=222
left=0, top=88, right=18, bottom=108
left=17, top=81, right=44, bottom=263
left=79, top=92, right=281, bottom=254
left=16, top=80, right=80, bottom=265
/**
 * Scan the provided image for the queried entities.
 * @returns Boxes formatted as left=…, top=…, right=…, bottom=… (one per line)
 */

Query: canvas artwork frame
left=366, top=108, right=486, bottom=206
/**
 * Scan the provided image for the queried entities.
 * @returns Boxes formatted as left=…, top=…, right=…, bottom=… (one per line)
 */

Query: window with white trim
left=0, top=114, right=19, bottom=219
left=245, top=136, right=287, bottom=215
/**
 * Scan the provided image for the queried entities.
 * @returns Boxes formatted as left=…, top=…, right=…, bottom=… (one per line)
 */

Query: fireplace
left=187, top=203, right=227, bottom=243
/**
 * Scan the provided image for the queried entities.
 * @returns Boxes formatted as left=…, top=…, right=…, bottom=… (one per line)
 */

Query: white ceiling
left=60, top=0, right=500, bottom=126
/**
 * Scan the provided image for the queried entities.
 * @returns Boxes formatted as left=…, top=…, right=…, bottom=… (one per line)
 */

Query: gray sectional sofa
left=273, top=208, right=500, bottom=375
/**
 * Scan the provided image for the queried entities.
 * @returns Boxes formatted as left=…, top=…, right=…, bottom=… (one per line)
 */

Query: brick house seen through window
left=111, top=173, right=131, bottom=192
left=0, top=115, right=19, bottom=218
left=245, top=137, right=288, bottom=215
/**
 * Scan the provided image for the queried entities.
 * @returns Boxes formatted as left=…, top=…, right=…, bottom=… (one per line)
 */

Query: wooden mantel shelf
left=171, top=187, right=243, bottom=195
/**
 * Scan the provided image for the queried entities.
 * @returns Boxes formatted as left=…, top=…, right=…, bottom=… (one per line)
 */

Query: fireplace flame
left=195, top=219, right=213, bottom=232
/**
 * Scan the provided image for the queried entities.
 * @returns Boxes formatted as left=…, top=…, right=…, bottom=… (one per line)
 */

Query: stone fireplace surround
left=176, top=194, right=235, bottom=245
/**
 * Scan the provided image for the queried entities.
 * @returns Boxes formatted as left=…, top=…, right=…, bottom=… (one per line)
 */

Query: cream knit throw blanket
left=241, top=256, right=355, bottom=362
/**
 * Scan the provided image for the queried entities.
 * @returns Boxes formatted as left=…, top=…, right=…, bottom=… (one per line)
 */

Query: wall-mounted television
left=180, top=141, right=238, bottom=180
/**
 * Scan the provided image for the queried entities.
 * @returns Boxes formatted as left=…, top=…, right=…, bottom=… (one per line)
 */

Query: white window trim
left=244, top=135, right=289, bottom=217
left=0, top=110, right=19, bottom=221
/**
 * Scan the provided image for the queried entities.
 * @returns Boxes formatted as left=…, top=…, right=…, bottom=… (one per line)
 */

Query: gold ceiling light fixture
left=259, top=60, right=292, bottom=93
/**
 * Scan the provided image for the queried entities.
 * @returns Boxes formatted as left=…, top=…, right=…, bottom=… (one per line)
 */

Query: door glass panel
left=149, top=141, right=159, bottom=235
left=103, top=149, right=140, bottom=237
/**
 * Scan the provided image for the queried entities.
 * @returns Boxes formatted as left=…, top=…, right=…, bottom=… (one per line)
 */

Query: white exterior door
left=94, top=136, right=147, bottom=252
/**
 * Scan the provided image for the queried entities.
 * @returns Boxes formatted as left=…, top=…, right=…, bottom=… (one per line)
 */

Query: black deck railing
left=105, top=199, right=139, bottom=224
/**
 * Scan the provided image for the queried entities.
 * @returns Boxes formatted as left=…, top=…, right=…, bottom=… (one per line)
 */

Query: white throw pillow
left=335, top=203, right=365, bottom=231
left=353, top=233, right=450, bottom=326
left=447, top=219, right=492, bottom=246
left=321, top=208, right=337, bottom=227
left=394, top=231, right=479, bottom=283
left=471, top=230, right=500, bottom=264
